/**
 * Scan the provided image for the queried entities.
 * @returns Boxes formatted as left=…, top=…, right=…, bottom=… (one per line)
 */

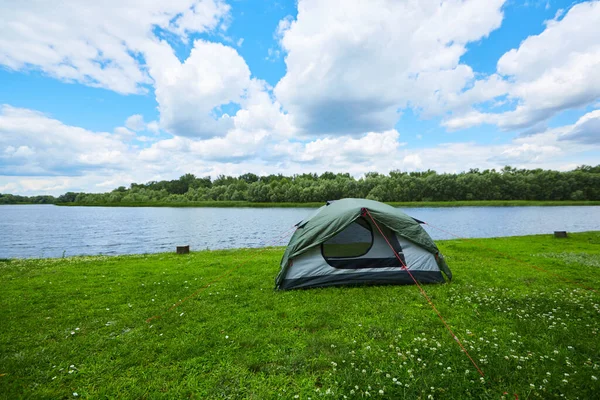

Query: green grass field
left=1, top=233, right=599, bottom=399
left=54, top=200, right=600, bottom=208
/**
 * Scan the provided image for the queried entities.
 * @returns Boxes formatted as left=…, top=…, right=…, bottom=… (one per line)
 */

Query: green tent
left=276, top=198, right=452, bottom=290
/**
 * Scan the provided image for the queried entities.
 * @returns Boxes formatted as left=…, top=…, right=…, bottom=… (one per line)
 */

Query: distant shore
left=46, top=200, right=600, bottom=208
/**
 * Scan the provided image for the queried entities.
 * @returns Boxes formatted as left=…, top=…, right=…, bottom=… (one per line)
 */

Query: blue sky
left=0, top=0, right=599, bottom=195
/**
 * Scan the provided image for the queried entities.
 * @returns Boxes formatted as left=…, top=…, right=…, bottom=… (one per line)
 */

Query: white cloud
left=274, top=0, right=506, bottom=135
left=444, top=1, right=600, bottom=130
left=1, top=104, right=598, bottom=196
left=294, top=130, right=402, bottom=163
left=114, top=126, right=136, bottom=141
left=139, top=80, right=295, bottom=162
left=0, top=177, right=74, bottom=194
left=167, top=0, right=231, bottom=39
left=143, top=39, right=252, bottom=138
left=1, top=1, right=599, bottom=197
left=488, top=142, right=562, bottom=164
left=125, top=114, right=146, bottom=131
left=0, top=0, right=230, bottom=94
left=559, top=109, right=600, bottom=144
left=139, top=131, right=266, bottom=163
left=403, top=154, right=423, bottom=169
left=0, top=105, right=130, bottom=176
left=146, top=121, right=160, bottom=134
left=0, top=0, right=257, bottom=140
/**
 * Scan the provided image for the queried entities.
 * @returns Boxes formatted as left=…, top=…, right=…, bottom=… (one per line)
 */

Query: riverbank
left=1, top=232, right=599, bottom=398
left=54, top=199, right=600, bottom=208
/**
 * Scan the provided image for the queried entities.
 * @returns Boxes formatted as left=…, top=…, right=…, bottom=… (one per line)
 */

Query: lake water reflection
left=1, top=204, right=599, bottom=258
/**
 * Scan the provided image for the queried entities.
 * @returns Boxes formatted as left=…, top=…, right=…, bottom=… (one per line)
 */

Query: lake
left=1, top=204, right=599, bottom=259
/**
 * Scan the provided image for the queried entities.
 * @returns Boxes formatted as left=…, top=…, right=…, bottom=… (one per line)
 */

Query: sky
left=0, top=0, right=599, bottom=196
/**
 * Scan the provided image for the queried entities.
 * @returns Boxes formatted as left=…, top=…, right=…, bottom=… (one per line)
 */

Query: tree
left=34, top=164, right=600, bottom=205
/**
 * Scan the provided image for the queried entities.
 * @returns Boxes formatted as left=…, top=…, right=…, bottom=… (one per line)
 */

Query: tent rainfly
left=276, top=198, right=452, bottom=290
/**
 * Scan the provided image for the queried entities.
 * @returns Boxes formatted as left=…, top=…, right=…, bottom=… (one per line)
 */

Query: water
left=1, top=204, right=599, bottom=258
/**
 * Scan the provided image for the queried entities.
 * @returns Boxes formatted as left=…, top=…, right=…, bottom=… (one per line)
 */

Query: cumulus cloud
left=146, top=121, right=161, bottom=134
left=0, top=105, right=130, bottom=176
left=143, top=39, right=252, bottom=138
left=293, top=130, right=403, bottom=163
left=139, top=79, right=295, bottom=162
left=125, top=115, right=146, bottom=131
left=274, top=0, right=506, bottom=135
left=0, top=0, right=291, bottom=142
left=0, top=0, right=230, bottom=94
left=488, top=143, right=562, bottom=164
left=444, top=1, right=600, bottom=130
left=113, top=127, right=136, bottom=142
left=2, top=1, right=600, bottom=197
left=1, top=103, right=599, bottom=196
left=0, top=1, right=260, bottom=140
left=559, top=109, right=600, bottom=144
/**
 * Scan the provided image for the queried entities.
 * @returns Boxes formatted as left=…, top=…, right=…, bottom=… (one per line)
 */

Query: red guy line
left=363, top=208, right=486, bottom=378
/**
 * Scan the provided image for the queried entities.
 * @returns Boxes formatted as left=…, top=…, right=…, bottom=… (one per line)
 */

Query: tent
left=276, top=198, right=452, bottom=290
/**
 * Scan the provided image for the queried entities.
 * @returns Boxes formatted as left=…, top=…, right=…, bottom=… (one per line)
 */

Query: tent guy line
left=365, top=207, right=524, bottom=398
left=276, top=198, right=452, bottom=289
left=363, top=207, right=486, bottom=378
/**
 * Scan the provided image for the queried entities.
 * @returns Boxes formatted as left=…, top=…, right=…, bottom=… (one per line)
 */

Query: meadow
left=1, top=232, right=599, bottom=399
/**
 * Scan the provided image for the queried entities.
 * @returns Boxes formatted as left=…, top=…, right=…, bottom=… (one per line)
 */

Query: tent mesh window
left=322, top=217, right=373, bottom=258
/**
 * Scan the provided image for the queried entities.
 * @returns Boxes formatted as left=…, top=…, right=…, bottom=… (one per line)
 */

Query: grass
left=1, top=233, right=599, bottom=399
left=53, top=200, right=600, bottom=208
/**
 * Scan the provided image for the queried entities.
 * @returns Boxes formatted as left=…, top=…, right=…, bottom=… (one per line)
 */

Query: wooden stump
left=176, top=245, right=190, bottom=254
left=554, top=231, right=568, bottom=238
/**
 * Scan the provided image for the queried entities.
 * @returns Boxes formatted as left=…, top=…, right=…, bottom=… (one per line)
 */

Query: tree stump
left=554, top=231, right=567, bottom=238
left=176, top=245, right=190, bottom=254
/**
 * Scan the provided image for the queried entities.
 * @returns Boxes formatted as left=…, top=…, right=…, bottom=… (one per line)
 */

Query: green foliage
left=73, top=166, right=600, bottom=204
left=1, top=232, right=599, bottom=398
left=3, top=165, right=600, bottom=205
left=0, top=193, right=56, bottom=204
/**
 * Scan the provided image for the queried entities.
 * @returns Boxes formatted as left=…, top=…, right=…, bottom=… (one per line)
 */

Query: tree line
left=2, top=165, right=599, bottom=205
